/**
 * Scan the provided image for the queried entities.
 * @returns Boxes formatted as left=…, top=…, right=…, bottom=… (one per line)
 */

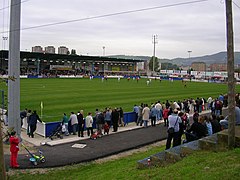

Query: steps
left=180, top=140, right=199, bottom=157
left=217, top=127, right=240, bottom=151
left=137, top=140, right=200, bottom=169
left=137, top=126, right=240, bottom=169
left=165, top=145, right=182, bottom=163
left=199, top=134, right=218, bottom=151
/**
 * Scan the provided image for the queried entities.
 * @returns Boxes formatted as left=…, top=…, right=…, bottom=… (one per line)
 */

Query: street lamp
left=103, top=46, right=105, bottom=56
left=187, top=51, right=192, bottom=76
left=187, top=50, right=192, bottom=58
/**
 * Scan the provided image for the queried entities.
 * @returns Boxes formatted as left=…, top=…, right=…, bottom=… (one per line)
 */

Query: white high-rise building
left=58, top=46, right=69, bottom=55
left=32, top=46, right=43, bottom=53
left=45, top=46, right=55, bottom=54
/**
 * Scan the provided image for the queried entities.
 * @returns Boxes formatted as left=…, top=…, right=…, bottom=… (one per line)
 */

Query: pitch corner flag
left=40, top=101, right=43, bottom=118
left=41, top=101, right=43, bottom=109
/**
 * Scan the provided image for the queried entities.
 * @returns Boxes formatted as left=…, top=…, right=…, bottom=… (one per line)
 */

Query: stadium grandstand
left=0, top=50, right=145, bottom=77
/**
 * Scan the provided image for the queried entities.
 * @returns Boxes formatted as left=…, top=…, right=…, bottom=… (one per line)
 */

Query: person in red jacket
left=9, top=131, right=20, bottom=168
left=163, top=108, right=170, bottom=127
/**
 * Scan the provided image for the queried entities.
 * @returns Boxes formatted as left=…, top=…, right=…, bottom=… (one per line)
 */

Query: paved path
left=4, top=123, right=168, bottom=169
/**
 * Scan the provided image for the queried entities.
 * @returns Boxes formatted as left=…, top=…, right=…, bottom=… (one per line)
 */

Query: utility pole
left=225, top=0, right=235, bottom=149
left=152, top=35, right=158, bottom=73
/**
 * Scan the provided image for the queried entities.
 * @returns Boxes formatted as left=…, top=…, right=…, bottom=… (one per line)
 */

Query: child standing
left=103, top=122, right=110, bottom=135
left=9, top=131, right=20, bottom=168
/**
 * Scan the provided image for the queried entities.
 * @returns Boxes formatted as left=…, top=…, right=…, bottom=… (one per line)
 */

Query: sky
left=0, top=0, right=240, bottom=59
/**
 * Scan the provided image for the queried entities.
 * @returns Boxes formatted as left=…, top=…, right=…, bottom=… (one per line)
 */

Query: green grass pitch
left=1, top=78, right=239, bottom=122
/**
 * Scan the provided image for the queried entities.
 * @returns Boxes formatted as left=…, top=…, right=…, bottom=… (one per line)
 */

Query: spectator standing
left=155, top=101, right=162, bottom=121
left=163, top=108, right=170, bottom=127
left=136, top=103, right=143, bottom=126
left=111, top=108, right=119, bottom=132
left=195, top=98, right=200, bottom=113
left=210, top=99, right=216, bottom=114
left=26, top=110, right=32, bottom=137
left=29, top=110, right=42, bottom=138
left=104, top=108, right=112, bottom=127
left=207, top=96, right=213, bottom=110
left=215, top=100, right=223, bottom=116
left=96, top=109, right=105, bottom=135
left=150, top=105, right=157, bottom=126
left=189, top=99, right=195, bottom=114
left=223, top=94, right=228, bottom=107
left=142, top=104, right=150, bottom=128
left=162, top=102, right=166, bottom=110
left=85, top=112, right=93, bottom=136
left=219, top=94, right=224, bottom=103
left=118, top=107, right=124, bottom=126
left=166, top=109, right=180, bottom=149
left=165, top=100, right=170, bottom=109
left=69, top=112, right=78, bottom=135
left=77, top=110, right=84, bottom=137
left=20, top=108, right=27, bottom=127
left=133, top=105, right=139, bottom=123
left=62, top=113, right=69, bottom=136
left=177, top=111, right=184, bottom=146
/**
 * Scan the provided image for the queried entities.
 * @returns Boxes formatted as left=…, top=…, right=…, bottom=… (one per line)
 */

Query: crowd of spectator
left=128, top=92, right=240, bottom=150
left=17, top=93, right=240, bottom=148
left=163, top=93, right=240, bottom=149
left=63, top=107, right=124, bottom=138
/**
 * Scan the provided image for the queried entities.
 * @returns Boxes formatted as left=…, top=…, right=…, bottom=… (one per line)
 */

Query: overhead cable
left=0, top=0, right=209, bottom=34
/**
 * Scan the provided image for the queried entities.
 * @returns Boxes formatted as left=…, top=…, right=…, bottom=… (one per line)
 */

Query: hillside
left=108, top=52, right=240, bottom=66
left=172, top=52, right=240, bottom=66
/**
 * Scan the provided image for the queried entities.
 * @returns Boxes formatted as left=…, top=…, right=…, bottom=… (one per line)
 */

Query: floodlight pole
left=8, top=0, right=21, bottom=137
left=225, top=0, right=235, bottom=149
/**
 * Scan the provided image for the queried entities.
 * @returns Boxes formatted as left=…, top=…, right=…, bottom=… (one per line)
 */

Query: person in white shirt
left=207, top=96, right=213, bottom=110
left=142, top=104, right=150, bottom=127
left=85, top=112, right=94, bottom=136
left=166, top=109, right=181, bottom=149
left=155, top=101, right=162, bottom=121
left=69, top=112, right=78, bottom=135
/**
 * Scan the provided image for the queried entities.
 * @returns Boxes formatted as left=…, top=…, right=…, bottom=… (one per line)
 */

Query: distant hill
left=171, top=52, right=240, bottom=66
left=108, top=52, right=240, bottom=66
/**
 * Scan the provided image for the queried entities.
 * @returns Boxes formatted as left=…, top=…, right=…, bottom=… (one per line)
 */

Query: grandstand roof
left=0, top=50, right=143, bottom=63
